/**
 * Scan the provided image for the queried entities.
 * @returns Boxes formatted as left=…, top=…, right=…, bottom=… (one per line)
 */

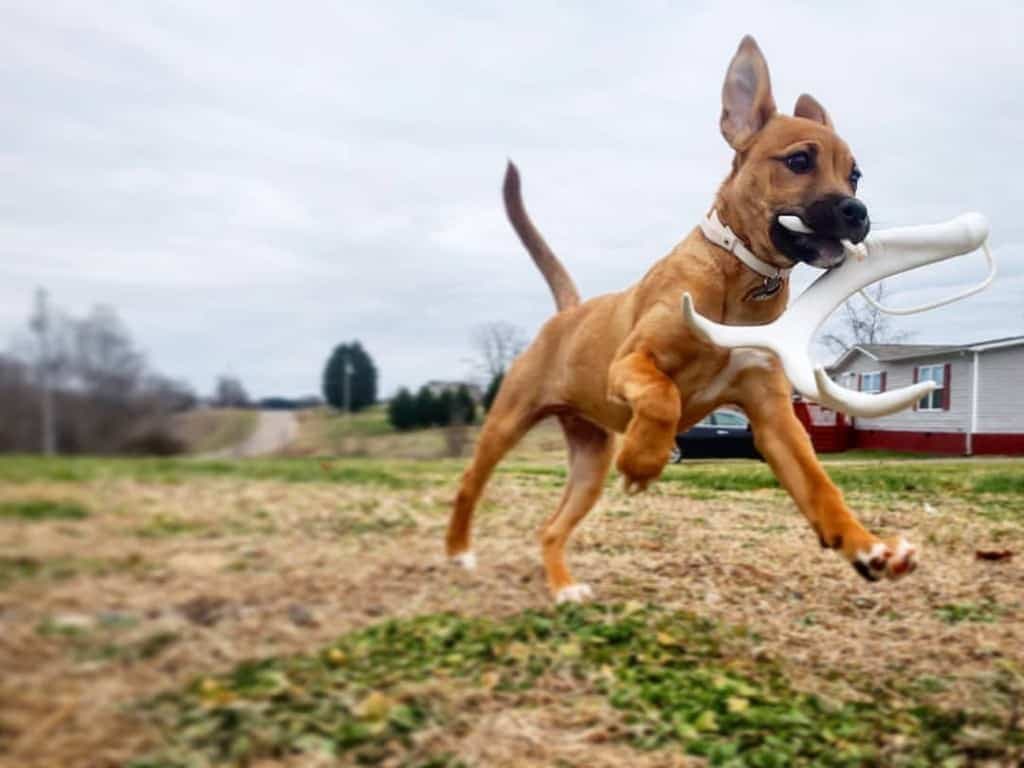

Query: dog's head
left=715, top=36, right=867, bottom=270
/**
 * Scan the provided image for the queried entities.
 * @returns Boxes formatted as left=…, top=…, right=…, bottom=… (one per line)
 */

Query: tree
left=454, top=384, right=476, bottom=425
left=482, top=370, right=504, bottom=412
left=323, top=341, right=378, bottom=412
left=387, top=388, right=417, bottom=431
left=470, top=322, right=527, bottom=381
left=214, top=376, right=249, bottom=407
left=820, top=282, right=912, bottom=356
left=434, top=390, right=454, bottom=427
left=414, top=386, right=436, bottom=428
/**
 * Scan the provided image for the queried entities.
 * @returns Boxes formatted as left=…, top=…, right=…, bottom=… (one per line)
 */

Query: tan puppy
left=446, top=35, right=918, bottom=603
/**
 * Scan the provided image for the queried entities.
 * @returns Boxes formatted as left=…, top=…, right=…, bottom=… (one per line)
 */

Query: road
left=213, top=410, right=298, bottom=458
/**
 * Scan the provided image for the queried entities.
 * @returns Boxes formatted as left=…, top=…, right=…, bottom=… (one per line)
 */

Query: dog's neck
left=700, top=206, right=791, bottom=301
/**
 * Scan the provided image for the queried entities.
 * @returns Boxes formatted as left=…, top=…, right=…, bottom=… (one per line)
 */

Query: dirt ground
left=0, top=455, right=1022, bottom=766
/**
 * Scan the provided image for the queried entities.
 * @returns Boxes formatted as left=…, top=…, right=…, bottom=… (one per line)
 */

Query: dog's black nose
left=838, top=197, right=867, bottom=226
left=836, top=197, right=869, bottom=242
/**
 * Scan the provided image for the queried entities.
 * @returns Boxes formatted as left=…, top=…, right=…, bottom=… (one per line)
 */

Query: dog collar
left=700, top=209, right=791, bottom=300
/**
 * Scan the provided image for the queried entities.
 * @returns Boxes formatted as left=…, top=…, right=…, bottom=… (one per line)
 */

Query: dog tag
left=745, top=275, right=783, bottom=301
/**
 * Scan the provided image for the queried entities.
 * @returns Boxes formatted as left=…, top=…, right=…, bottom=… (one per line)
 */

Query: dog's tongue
left=799, top=235, right=846, bottom=268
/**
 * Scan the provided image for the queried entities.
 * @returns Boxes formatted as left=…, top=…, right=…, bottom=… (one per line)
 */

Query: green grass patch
left=0, top=456, right=437, bottom=488
left=0, top=552, right=149, bottom=589
left=324, top=404, right=396, bottom=439
left=0, top=498, right=89, bottom=521
left=935, top=600, right=1005, bottom=625
left=132, top=605, right=1020, bottom=767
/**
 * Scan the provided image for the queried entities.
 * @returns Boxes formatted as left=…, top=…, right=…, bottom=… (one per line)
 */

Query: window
left=916, top=364, right=946, bottom=411
left=713, top=411, right=748, bottom=428
left=860, top=371, right=883, bottom=394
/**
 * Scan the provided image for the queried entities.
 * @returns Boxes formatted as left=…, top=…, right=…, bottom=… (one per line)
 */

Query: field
left=1, top=442, right=1022, bottom=766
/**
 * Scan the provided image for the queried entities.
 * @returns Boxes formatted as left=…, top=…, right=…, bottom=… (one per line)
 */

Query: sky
left=2, top=1, right=1023, bottom=399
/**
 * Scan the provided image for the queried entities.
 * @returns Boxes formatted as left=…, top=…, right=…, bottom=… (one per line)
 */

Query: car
left=669, top=408, right=761, bottom=462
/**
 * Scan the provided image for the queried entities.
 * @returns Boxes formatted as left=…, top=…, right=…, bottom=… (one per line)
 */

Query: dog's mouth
left=770, top=214, right=850, bottom=269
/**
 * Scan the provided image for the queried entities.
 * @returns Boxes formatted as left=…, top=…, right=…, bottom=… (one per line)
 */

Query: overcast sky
left=3, top=1, right=1022, bottom=399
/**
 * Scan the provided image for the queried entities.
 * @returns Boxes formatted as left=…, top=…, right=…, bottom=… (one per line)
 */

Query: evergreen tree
left=322, top=341, right=377, bottom=412
left=387, top=388, right=417, bottom=431
left=482, top=370, right=504, bottom=412
left=454, top=384, right=476, bottom=425
left=435, top=389, right=454, bottom=427
left=414, top=386, right=436, bottom=428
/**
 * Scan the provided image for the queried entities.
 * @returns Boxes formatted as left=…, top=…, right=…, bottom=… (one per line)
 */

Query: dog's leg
left=608, top=347, right=682, bottom=494
left=445, top=387, right=537, bottom=570
left=540, top=414, right=614, bottom=602
left=736, top=364, right=918, bottom=581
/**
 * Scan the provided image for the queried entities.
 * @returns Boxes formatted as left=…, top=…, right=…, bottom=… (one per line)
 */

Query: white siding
left=976, top=345, right=1024, bottom=433
left=832, top=350, right=971, bottom=433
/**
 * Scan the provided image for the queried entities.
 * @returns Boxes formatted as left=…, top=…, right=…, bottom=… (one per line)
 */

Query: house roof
left=828, top=335, right=1024, bottom=371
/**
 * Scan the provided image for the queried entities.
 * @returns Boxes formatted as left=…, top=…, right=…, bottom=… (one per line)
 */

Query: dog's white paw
left=853, top=537, right=917, bottom=582
left=555, top=583, right=593, bottom=604
left=449, top=551, right=477, bottom=571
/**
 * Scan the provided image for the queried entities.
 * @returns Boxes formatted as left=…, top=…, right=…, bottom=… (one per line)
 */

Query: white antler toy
left=681, top=212, right=994, bottom=418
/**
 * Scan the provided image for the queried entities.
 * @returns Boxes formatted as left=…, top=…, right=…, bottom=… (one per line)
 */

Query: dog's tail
left=503, top=161, right=581, bottom=312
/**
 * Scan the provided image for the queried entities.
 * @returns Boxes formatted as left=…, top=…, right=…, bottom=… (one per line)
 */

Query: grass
left=0, top=498, right=89, bottom=521
left=2, top=453, right=1023, bottom=766
left=132, top=604, right=1021, bottom=767
left=0, top=552, right=148, bottom=589
left=173, top=408, right=259, bottom=454
left=0, top=455, right=432, bottom=488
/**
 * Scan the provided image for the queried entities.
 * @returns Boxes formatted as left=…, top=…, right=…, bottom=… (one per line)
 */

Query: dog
left=446, top=35, right=917, bottom=603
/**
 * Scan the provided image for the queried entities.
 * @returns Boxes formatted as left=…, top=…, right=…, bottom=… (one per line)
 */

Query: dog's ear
left=720, top=35, right=776, bottom=149
left=794, top=93, right=833, bottom=129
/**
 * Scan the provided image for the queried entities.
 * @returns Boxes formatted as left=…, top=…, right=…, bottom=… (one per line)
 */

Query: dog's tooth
left=778, top=215, right=814, bottom=234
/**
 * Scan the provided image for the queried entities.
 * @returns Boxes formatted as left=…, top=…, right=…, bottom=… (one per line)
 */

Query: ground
left=0, top=435, right=1022, bottom=766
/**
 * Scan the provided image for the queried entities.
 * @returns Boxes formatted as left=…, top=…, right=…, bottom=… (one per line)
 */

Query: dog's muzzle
left=771, top=195, right=871, bottom=269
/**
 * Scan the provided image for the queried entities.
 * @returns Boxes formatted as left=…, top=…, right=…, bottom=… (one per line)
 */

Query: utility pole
left=342, top=357, right=353, bottom=418
left=29, top=288, right=56, bottom=455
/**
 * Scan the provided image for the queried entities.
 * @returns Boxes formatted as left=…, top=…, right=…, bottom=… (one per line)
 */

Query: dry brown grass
left=173, top=408, right=260, bottom=453
left=0, top=456, right=1021, bottom=766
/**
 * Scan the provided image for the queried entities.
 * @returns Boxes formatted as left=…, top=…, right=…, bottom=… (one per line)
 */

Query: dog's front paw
left=554, top=583, right=593, bottom=604
left=852, top=536, right=918, bottom=582
left=616, top=443, right=667, bottom=495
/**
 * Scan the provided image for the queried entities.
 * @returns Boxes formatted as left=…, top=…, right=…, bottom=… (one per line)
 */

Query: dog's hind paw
left=555, top=583, right=593, bottom=604
left=449, top=551, right=477, bottom=571
left=852, top=537, right=917, bottom=582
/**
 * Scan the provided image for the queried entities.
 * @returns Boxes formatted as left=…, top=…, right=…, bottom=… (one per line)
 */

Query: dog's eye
left=784, top=151, right=813, bottom=174
left=849, top=165, right=862, bottom=191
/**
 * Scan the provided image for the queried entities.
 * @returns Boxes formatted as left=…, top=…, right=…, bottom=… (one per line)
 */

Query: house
left=825, top=336, right=1024, bottom=455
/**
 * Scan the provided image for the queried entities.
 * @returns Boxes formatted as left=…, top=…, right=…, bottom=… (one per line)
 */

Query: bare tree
left=820, top=282, right=912, bottom=355
left=215, top=376, right=250, bottom=407
left=3, top=295, right=189, bottom=455
left=470, top=321, right=528, bottom=381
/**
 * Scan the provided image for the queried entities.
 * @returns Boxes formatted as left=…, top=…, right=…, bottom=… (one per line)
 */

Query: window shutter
left=912, top=367, right=919, bottom=410
left=943, top=362, right=952, bottom=411
left=857, top=373, right=862, bottom=392
left=880, top=371, right=887, bottom=392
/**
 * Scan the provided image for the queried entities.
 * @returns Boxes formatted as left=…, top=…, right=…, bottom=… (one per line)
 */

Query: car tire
left=669, top=444, right=683, bottom=464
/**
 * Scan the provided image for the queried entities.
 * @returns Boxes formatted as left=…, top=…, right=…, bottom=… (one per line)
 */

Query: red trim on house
left=853, top=429, right=966, bottom=455
left=973, top=433, right=1024, bottom=454
left=851, top=430, right=1024, bottom=455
